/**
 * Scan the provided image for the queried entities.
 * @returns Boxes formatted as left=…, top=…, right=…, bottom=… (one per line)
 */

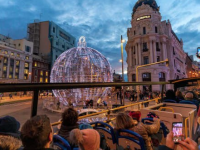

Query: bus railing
left=51, top=98, right=160, bottom=126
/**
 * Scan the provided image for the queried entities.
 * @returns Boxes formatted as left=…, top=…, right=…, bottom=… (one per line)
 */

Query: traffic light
left=165, top=58, right=169, bottom=67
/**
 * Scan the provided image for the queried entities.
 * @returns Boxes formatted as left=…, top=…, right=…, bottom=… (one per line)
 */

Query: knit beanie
left=70, top=129, right=100, bottom=150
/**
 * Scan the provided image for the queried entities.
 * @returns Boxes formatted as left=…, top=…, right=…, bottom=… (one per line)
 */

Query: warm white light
left=121, top=39, right=126, bottom=43
left=119, top=59, right=122, bottom=62
left=50, top=36, right=113, bottom=106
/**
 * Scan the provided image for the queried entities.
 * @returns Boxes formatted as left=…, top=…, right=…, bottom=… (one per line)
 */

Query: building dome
left=132, top=0, right=159, bottom=15
left=50, top=36, right=113, bottom=105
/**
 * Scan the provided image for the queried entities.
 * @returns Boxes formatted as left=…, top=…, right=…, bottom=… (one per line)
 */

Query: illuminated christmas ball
left=50, top=36, right=113, bottom=105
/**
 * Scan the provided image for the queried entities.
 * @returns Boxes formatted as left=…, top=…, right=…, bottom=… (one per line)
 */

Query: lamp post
left=121, top=35, right=125, bottom=105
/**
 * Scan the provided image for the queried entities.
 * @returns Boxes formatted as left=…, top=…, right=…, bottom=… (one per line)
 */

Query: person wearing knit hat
left=0, top=116, right=22, bottom=150
left=70, top=129, right=100, bottom=150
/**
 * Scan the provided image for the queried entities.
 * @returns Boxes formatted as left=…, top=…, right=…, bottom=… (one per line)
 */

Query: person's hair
left=20, top=115, right=52, bottom=149
left=115, top=113, right=134, bottom=130
left=176, top=91, right=184, bottom=99
left=185, top=92, right=194, bottom=100
left=165, top=89, right=176, bottom=100
left=186, top=91, right=198, bottom=100
left=62, top=108, right=78, bottom=126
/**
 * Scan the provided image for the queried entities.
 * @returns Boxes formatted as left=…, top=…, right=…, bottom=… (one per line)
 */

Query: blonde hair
left=185, top=92, right=193, bottom=100
left=115, top=113, right=134, bottom=130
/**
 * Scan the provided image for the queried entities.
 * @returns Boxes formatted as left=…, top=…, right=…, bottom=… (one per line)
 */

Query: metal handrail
left=158, top=107, right=175, bottom=113
left=51, top=98, right=159, bottom=126
left=185, top=117, right=189, bottom=138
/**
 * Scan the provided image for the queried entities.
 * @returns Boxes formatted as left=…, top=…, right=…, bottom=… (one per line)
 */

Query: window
left=56, top=55, right=58, bottom=59
left=53, top=27, right=55, bottom=33
left=24, top=62, right=29, bottom=68
left=132, top=74, right=136, bottom=81
left=10, top=59, right=14, bottom=66
left=40, top=77, right=43, bottom=83
left=174, top=59, right=176, bottom=67
left=79, top=112, right=87, bottom=116
left=159, top=72, right=165, bottom=81
left=143, top=27, right=146, bottom=34
left=156, top=42, right=160, bottom=51
left=4, top=51, right=8, bottom=54
left=34, top=62, right=37, bottom=67
left=9, top=75, right=12, bottom=79
left=3, top=66, right=7, bottom=71
left=143, top=43, right=148, bottom=51
left=25, top=56, right=29, bottom=60
left=46, top=71, right=48, bottom=76
left=133, top=46, right=135, bottom=54
left=157, top=56, right=160, bottom=62
left=25, top=46, right=31, bottom=52
left=56, top=42, right=58, bottom=45
left=62, top=45, right=65, bottom=48
left=24, top=69, right=29, bottom=74
left=134, top=30, right=136, bottom=35
left=18, top=43, right=20, bottom=46
left=9, top=67, right=13, bottom=72
left=11, top=52, right=14, bottom=56
left=142, top=73, right=151, bottom=81
left=173, top=47, right=175, bottom=55
left=143, top=56, right=149, bottom=64
left=38, top=62, right=40, bottom=67
left=17, top=54, right=20, bottom=57
left=59, top=31, right=70, bottom=41
left=40, top=70, right=43, bottom=76
left=35, top=70, right=38, bottom=76
left=3, top=58, right=8, bottom=64
left=155, top=26, right=158, bottom=33
left=15, top=68, right=19, bottom=73
left=16, top=60, right=20, bottom=66
left=15, top=75, right=19, bottom=79
left=45, top=78, right=48, bottom=83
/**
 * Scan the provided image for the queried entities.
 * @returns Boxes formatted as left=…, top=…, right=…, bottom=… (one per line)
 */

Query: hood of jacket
left=0, top=135, right=22, bottom=150
left=58, top=124, right=79, bottom=140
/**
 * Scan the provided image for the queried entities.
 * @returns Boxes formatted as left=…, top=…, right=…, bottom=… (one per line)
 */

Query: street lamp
left=121, top=35, right=125, bottom=105
left=119, top=59, right=122, bottom=62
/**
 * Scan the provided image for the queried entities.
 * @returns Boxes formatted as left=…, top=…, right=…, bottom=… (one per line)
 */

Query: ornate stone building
left=126, top=0, right=186, bottom=92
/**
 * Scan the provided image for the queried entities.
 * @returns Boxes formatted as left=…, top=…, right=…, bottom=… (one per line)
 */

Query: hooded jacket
left=121, top=120, right=160, bottom=150
left=0, top=135, right=22, bottom=150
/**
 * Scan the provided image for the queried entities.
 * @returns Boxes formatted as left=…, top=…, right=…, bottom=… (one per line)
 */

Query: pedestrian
left=97, top=97, right=101, bottom=108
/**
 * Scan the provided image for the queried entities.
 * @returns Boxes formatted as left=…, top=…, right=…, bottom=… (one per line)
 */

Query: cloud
left=0, top=0, right=199, bottom=77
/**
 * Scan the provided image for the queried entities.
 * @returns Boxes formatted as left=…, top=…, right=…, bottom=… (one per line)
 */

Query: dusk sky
left=0, top=0, right=200, bottom=79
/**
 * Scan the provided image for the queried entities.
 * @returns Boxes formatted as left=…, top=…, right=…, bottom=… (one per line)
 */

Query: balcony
left=156, top=48, right=160, bottom=51
left=143, top=48, right=149, bottom=52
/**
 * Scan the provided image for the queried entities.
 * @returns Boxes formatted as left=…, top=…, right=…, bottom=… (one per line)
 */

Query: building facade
left=126, top=0, right=186, bottom=92
left=31, top=55, right=50, bottom=83
left=0, top=34, right=33, bottom=83
left=27, top=20, right=76, bottom=67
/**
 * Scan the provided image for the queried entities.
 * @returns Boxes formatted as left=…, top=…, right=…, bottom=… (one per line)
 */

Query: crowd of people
left=0, top=106, right=199, bottom=150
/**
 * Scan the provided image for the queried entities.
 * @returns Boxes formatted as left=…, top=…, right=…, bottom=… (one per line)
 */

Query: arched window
left=159, top=72, right=165, bottom=81
left=142, top=73, right=151, bottom=81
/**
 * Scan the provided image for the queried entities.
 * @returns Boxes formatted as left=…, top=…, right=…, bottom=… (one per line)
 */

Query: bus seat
left=163, top=99, right=177, bottom=103
left=179, top=100, right=198, bottom=110
left=53, top=135, right=79, bottom=150
left=116, top=129, right=146, bottom=150
left=90, top=121, right=117, bottom=150
left=141, top=118, right=168, bottom=138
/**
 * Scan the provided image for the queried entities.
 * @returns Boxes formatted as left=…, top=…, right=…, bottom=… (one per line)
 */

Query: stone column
left=138, top=43, right=142, bottom=65
left=149, top=41, right=153, bottom=63
left=153, top=41, right=157, bottom=62
left=135, top=44, right=138, bottom=65
left=129, top=48, right=132, bottom=67
left=6, top=58, right=10, bottom=78
left=13, top=59, right=16, bottom=79
left=162, top=42, right=167, bottom=60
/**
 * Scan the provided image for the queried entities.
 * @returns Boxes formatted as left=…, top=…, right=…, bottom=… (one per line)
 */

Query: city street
left=0, top=97, right=156, bottom=127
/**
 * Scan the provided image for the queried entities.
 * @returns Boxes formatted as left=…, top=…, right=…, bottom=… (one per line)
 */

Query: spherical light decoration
left=50, top=36, right=113, bottom=105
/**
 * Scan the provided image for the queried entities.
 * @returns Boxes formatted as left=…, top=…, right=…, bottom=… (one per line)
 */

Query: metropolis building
left=126, top=0, right=186, bottom=92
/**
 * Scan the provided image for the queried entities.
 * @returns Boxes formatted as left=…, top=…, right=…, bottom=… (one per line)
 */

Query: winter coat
left=0, top=135, right=22, bottom=150
left=158, top=145, right=173, bottom=150
left=121, top=120, right=160, bottom=150
left=58, top=124, right=79, bottom=142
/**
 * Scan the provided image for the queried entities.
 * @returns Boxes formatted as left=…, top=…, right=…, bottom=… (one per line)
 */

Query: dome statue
left=50, top=36, right=113, bottom=105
